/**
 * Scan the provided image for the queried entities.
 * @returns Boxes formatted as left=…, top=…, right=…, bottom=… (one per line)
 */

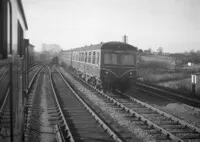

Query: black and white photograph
left=0, top=0, right=200, bottom=141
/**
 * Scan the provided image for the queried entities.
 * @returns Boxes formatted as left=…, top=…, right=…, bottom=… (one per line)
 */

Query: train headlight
left=105, top=71, right=109, bottom=74
left=129, top=72, right=133, bottom=77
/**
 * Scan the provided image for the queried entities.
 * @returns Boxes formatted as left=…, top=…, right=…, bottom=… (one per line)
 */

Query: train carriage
left=60, top=41, right=137, bottom=92
left=0, top=0, right=33, bottom=141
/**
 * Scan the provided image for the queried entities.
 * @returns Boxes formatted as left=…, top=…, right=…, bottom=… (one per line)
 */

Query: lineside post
left=191, top=74, right=197, bottom=95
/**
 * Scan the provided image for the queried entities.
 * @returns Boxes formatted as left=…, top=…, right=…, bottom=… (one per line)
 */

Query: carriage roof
left=62, top=41, right=137, bottom=53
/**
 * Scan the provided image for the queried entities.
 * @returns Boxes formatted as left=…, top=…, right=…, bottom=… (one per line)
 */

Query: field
left=158, top=77, right=200, bottom=95
left=137, top=54, right=200, bottom=96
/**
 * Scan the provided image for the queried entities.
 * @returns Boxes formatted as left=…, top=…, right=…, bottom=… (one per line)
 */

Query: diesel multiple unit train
left=59, top=42, right=137, bottom=92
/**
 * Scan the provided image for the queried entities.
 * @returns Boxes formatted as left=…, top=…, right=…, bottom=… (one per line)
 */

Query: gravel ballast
left=59, top=67, right=157, bottom=142
left=26, top=71, right=57, bottom=142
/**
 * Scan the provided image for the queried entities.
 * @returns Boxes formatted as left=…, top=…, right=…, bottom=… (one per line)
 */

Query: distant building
left=152, top=52, right=158, bottom=55
left=144, top=50, right=151, bottom=54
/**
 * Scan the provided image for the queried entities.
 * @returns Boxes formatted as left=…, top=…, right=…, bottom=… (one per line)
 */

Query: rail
left=48, top=66, right=74, bottom=142
left=0, top=89, right=9, bottom=117
left=137, top=82, right=200, bottom=107
left=27, top=65, right=43, bottom=92
left=55, top=67, right=125, bottom=142
left=63, top=66, right=200, bottom=141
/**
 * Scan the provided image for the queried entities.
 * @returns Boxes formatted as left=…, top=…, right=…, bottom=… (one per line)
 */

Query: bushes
left=137, top=61, right=189, bottom=83
left=138, top=61, right=169, bottom=71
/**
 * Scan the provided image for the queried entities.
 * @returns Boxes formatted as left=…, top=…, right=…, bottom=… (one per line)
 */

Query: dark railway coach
left=60, top=41, right=137, bottom=92
left=0, top=0, right=33, bottom=141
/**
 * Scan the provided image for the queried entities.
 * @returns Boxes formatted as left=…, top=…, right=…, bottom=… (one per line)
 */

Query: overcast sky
left=22, top=0, right=200, bottom=53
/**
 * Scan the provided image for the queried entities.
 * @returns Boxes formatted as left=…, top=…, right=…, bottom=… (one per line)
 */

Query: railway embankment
left=127, top=86, right=200, bottom=129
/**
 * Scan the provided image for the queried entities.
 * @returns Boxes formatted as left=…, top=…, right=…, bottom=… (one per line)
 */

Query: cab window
left=104, top=53, right=117, bottom=65
left=119, top=54, right=134, bottom=65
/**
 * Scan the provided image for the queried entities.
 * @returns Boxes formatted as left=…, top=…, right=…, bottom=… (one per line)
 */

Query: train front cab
left=100, top=44, right=137, bottom=92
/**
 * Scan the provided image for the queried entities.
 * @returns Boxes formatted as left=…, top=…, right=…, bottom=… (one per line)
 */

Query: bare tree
left=157, top=47, right=163, bottom=55
left=148, top=48, right=152, bottom=54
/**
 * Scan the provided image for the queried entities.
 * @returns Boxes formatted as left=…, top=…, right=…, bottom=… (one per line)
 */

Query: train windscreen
left=104, top=53, right=117, bottom=65
left=119, top=54, right=135, bottom=65
left=104, top=53, right=135, bottom=65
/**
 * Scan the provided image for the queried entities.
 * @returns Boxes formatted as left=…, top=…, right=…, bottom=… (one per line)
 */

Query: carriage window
left=119, top=54, right=134, bottom=65
left=76, top=53, right=78, bottom=61
left=104, top=53, right=117, bottom=65
left=85, top=52, right=87, bottom=62
left=0, top=1, right=9, bottom=59
left=92, top=51, right=96, bottom=64
left=74, top=53, right=76, bottom=60
left=70, top=53, right=72, bottom=60
left=88, top=52, right=91, bottom=63
left=82, top=52, right=83, bottom=61
left=96, top=52, right=99, bottom=65
left=82, top=52, right=84, bottom=61
left=17, top=21, right=24, bottom=57
left=7, top=2, right=10, bottom=55
left=80, top=52, right=83, bottom=61
left=73, top=53, right=75, bottom=60
left=79, top=52, right=81, bottom=61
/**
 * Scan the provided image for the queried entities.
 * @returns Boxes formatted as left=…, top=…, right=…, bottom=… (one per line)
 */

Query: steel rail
left=55, top=125, right=65, bottom=142
left=28, top=64, right=40, bottom=73
left=0, top=89, right=9, bottom=117
left=137, top=82, right=200, bottom=105
left=24, top=65, right=44, bottom=140
left=118, top=90, right=200, bottom=134
left=27, top=65, right=43, bottom=91
left=56, top=67, right=125, bottom=142
left=0, top=68, right=8, bottom=83
left=63, top=67, right=198, bottom=142
left=97, top=92, right=184, bottom=141
left=48, top=66, right=75, bottom=142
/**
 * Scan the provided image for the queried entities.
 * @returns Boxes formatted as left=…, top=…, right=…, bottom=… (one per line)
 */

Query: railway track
left=0, top=66, right=8, bottom=83
left=105, top=92, right=200, bottom=141
left=59, top=66, right=200, bottom=142
left=0, top=68, right=9, bottom=104
left=25, top=66, right=62, bottom=142
left=51, top=66, right=125, bottom=142
left=0, top=67, right=10, bottom=138
left=0, top=89, right=10, bottom=138
left=0, top=65, right=42, bottom=140
left=136, top=82, right=200, bottom=108
left=27, top=65, right=43, bottom=92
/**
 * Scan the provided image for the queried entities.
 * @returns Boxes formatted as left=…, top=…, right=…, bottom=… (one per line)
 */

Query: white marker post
left=191, top=74, right=197, bottom=95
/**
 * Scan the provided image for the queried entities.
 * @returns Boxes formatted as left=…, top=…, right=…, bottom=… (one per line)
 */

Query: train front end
left=100, top=42, right=137, bottom=92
